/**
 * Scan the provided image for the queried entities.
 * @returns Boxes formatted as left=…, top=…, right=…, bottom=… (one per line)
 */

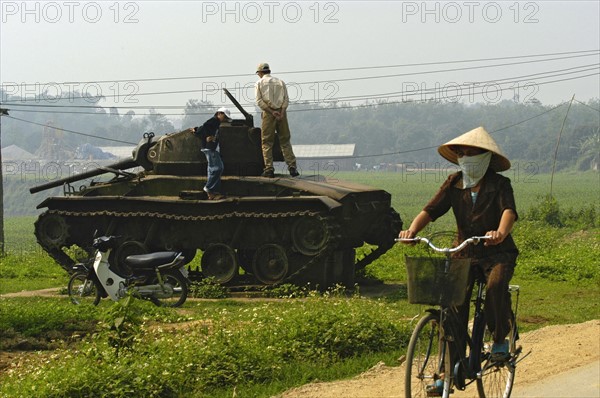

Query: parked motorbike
left=68, top=236, right=189, bottom=307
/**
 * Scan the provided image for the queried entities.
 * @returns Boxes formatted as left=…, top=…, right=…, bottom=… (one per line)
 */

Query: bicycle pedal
left=511, top=345, right=523, bottom=361
left=426, top=380, right=444, bottom=397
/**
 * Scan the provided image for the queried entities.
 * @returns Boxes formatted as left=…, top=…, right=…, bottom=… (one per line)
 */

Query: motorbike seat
left=124, top=252, right=183, bottom=269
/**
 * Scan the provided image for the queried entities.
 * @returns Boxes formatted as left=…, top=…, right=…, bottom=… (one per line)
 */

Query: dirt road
left=276, top=320, right=600, bottom=398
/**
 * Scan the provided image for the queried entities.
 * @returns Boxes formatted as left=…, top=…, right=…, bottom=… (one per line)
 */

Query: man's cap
left=256, top=62, right=270, bottom=74
left=216, top=107, right=232, bottom=122
left=438, top=126, right=511, bottom=171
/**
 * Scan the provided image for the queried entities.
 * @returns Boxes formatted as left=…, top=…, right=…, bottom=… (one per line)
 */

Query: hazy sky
left=1, top=0, right=599, bottom=118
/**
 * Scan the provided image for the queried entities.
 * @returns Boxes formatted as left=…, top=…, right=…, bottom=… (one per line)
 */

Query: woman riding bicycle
left=398, top=126, right=519, bottom=363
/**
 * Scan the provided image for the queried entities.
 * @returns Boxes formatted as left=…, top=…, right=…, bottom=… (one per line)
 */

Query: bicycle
left=397, top=235, right=523, bottom=398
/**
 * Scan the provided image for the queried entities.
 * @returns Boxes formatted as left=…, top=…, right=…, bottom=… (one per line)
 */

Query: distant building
left=97, top=144, right=358, bottom=173
left=98, top=146, right=136, bottom=160
left=292, top=144, right=356, bottom=172
left=1, top=145, right=38, bottom=161
left=76, top=144, right=117, bottom=160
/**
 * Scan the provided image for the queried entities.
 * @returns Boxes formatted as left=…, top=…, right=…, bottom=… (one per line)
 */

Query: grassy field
left=0, top=171, right=599, bottom=397
left=333, top=170, right=599, bottom=226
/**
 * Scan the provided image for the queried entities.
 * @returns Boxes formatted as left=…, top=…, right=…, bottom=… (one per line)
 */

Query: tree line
left=2, top=89, right=599, bottom=172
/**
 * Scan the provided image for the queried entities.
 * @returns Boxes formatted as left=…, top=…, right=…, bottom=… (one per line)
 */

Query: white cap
left=216, top=107, right=232, bottom=122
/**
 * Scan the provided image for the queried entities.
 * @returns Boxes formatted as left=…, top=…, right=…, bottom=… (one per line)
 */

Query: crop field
left=332, top=169, right=599, bottom=224
left=0, top=171, right=599, bottom=397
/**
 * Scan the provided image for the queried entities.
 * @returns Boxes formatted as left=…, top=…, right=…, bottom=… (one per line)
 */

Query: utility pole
left=0, top=107, right=7, bottom=256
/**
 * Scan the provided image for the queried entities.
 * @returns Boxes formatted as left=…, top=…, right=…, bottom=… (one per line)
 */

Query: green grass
left=3, top=216, right=40, bottom=253
left=0, top=295, right=412, bottom=397
left=515, top=279, right=600, bottom=328
left=334, top=170, right=600, bottom=228
left=0, top=297, right=100, bottom=347
left=0, top=253, right=68, bottom=294
left=0, top=171, right=598, bottom=397
left=0, top=278, right=597, bottom=397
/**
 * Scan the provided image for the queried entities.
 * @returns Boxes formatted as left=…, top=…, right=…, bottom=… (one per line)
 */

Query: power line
left=3, top=68, right=598, bottom=117
left=289, top=73, right=599, bottom=113
left=4, top=62, right=598, bottom=110
left=309, top=66, right=600, bottom=103
left=5, top=115, right=137, bottom=145
left=7, top=49, right=599, bottom=86
left=3, top=52, right=599, bottom=103
left=490, top=102, right=569, bottom=133
left=573, top=99, right=600, bottom=113
left=3, top=98, right=570, bottom=156
left=348, top=102, right=569, bottom=160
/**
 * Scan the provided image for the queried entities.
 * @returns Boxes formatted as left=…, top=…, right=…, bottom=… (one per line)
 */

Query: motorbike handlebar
left=92, top=235, right=121, bottom=251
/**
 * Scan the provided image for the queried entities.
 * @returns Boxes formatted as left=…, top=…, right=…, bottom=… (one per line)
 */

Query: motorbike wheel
left=68, top=272, right=101, bottom=306
left=151, top=270, right=188, bottom=308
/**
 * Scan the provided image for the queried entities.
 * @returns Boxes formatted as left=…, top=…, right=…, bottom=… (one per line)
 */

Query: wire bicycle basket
left=405, top=256, right=472, bottom=307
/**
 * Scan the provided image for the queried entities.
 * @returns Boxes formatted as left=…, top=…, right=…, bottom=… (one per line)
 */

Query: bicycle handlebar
left=394, top=236, right=491, bottom=254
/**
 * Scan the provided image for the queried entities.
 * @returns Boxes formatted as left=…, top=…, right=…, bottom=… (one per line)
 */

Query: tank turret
left=31, top=90, right=402, bottom=288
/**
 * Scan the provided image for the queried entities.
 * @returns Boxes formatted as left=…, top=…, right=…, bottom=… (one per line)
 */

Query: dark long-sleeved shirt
left=423, top=170, right=519, bottom=259
left=194, top=116, right=220, bottom=150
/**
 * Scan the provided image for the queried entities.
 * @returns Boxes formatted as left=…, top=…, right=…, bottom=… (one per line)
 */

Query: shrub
left=525, top=195, right=599, bottom=228
left=188, top=277, right=230, bottom=299
left=525, top=194, right=563, bottom=226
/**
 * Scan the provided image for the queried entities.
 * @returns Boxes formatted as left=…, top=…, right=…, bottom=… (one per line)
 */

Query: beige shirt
left=255, top=74, right=289, bottom=111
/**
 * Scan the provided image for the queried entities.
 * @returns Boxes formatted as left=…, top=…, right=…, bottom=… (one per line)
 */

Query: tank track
left=35, top=207, right=393, bottom=285
left=280, top=218, right=340, bottom=284
left=354, top=241, right=395, bottom=271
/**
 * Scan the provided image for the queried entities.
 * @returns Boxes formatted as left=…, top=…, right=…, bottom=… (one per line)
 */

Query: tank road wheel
left=291, top=217, right=330, bottom=256
left=201, top=244, right=239, bottom=284
left=253, top=244, right=289, bottom=285
left=114, top=241, right=148, bottom=277
left=236, top=249, right=256, bottom=274
left=36, top=213, right=70, bottom=249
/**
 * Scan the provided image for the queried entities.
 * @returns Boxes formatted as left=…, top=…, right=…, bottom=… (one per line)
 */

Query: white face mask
left=458, top=151, right=492, bottom=188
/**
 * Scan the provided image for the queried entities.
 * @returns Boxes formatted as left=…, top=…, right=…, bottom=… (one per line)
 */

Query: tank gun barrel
left=223, top=88, right=253, bottom=126
left=29, top=158, right=138, bottom=194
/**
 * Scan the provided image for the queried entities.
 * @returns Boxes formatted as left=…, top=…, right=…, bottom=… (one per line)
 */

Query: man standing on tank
left=255, top=62, right=299, bottom=178
left=190, top=107, right=232, bottom=200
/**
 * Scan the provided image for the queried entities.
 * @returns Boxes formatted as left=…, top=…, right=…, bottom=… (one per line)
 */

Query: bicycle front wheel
left=405, top=312, right=452, bottom=398
left=68, top=273, right=101, bottom=306
left=476, top=323, right=517, bottom=398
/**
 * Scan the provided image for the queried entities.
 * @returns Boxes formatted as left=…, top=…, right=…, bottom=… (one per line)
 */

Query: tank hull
left=34, top=174, right=402, bottom=288
left=30, top=90, right=402, bottom=288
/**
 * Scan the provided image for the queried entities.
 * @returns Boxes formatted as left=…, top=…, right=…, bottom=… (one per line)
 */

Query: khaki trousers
left=261, top=111, right=297, bottom=171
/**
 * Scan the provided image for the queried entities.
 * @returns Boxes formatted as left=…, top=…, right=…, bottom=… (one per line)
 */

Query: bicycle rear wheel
left=405, top=312, right=452, bottom=398
left=476, top=321, right=518, bottom=398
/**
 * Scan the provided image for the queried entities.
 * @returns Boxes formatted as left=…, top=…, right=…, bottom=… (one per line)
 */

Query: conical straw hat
left=438, top=126, right=511, bottom=171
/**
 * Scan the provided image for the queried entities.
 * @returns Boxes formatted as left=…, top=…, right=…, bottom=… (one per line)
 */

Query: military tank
left=30, top=90, right=402, bottom=288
